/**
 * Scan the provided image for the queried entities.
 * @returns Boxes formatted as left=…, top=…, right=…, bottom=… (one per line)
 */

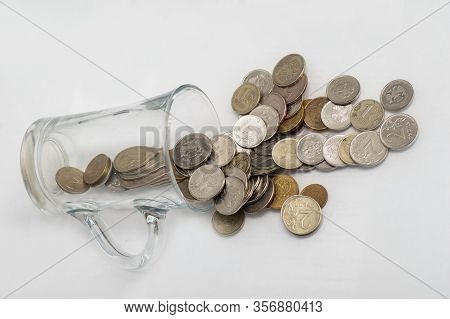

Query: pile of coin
left=55, top=53, right=418, bottom=238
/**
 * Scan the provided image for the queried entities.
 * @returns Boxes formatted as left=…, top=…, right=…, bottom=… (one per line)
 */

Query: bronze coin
left=83, top=154, right=112, bottom=186
left=231, top=83, right=260, bottom=114
left=304, top=97, right=329, bottom=130
left=300, top=184, right=328, bottom=208
left=272, top=74, right=307, bottom=104
left=56, top=167, right=90, bottom=194
left=278, top=103, right=305, bottom=134
left=269, top=175, right=299, bottom=210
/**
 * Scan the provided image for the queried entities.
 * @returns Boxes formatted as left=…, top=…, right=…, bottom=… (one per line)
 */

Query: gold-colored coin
left=56, top=167, right=90, bottom=194
left=269, top=175, right=299, bottom=209
left=231, top=83, right=260, bottom=114
left=338, top=134, right=358, bottom=166
left=272, top=138, right=302, bottom=169
left=304, top=97, right=328, bottom=130
left=278, top=103, right=305, bottom=133
left=350, top=99, right=384, bottom=131
left=212, top=210, right=245, bottom=236
left=83, top=154, right=112, bottom=186
left=281, top=195, right=322, bottom=236
left=300, top=184, right=328, bottom=208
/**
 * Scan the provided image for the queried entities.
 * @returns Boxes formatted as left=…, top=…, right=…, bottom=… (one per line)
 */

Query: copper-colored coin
left=83, top=154, right=112, bottom=186
left=272, top=74, right=307, bottom=105
left=338, top=134, right=358, bottom=166
left=269, top=175, right=299, bottom=210
left=278, top=104, right=305, bottom=134
left=304, top=97, right=329, bottom=130
left=231, top=83, right=260, bottom=114
left=300, top=184, right=328, bottom=208
left=56, top=167, right=90, bottom=194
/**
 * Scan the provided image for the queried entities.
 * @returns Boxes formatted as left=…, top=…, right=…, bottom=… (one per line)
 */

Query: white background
left=1, top=0, right=449, bottom=299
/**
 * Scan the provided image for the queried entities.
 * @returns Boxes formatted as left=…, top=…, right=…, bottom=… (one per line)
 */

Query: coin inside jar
left=350, top=99, right=385, bottom=131
left=56, top=167, right=90, bottom=194
left=83, top=154, right=112, bottom=186
left=173, top=133, right=213, bottom=170
left=231, top=83, right=260, bottom=114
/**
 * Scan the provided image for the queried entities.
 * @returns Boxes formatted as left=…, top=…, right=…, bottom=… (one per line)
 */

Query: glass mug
left=20, top=85, right=221, bottom=269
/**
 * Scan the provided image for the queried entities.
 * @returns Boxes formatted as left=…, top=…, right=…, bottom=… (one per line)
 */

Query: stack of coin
left=55, top=53, right=418, bottom=238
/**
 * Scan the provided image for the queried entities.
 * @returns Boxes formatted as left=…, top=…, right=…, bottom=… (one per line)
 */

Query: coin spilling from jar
left=55, top=54, right=418, bottom=237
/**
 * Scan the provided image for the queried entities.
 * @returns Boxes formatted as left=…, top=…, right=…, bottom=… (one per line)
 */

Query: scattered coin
left=226, top=152, right=251, bottom=174
left=272, top=53, right=305, bottom=87
left=380, top=79, right=413, bottom=111
left=272, top=138, right=302, bottom=169
left=379, top=113, right=418, bottom=150
left=296, top=133, right=327, bottom=165
left=253, top=134, right=282, bottom=155
left=323, top=135, right=347, bottom=168
left=173, top=133, right=213, bottom=170
left=188, top=164, right=225, bottom=201
left=243, top=69, right=274, bottom=96
left=349, top=131, right=388, bottom=167
left=272, top=74, right=307, bottom=104
left=56, top=167, right=90, bottom=194
left=250, top=105, right=280, bottom=140
left=212, top=210, right=245, bottom=236
left=321, top=101, right=352, bottom=131
left=215, top=177, right=246, bottom=215
left=285, top=96, right=304, bottom=119
left=270, top=175, right=299, bottom=209
left=315, top=161, right=336, bottom=172
left=300, top=184, right=328, bottom=208
left=338, top=134, right=358, bottom=166
left=326, top=75, right=360, bottom=105
left=278, top=103, right=305, bottom=133
left=243, top=178, right=275, bottom=214
left=261, top=93, right=287, bottom=123
left=83, top=154, right=112, bottom=186
left=222, top=165, right=248, bottom=189
left=281, top=195, right=322, bottom=235
left=231, top=83, right=260, bottom=114
left=304, top=97, right=329, bottom=130
left=232, top=115, right=267, bottom=148
left=177, top=178, right=196, bottom=201
left=350, top=99, right=385, bottom=131
left=210, top=134, right=236, bottom=167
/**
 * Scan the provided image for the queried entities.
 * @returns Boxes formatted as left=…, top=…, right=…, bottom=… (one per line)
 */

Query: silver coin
left=188, top=164, right=225, bottom=201
left=297, top=164, right=316, bottom=172
left=326, top=75, right=360, bottom=105
left=250, top=152, right=277, bottom=170
left=380, top=79, right=414, bottom=111
left=261, top=93, right=287, bottom=124
left=250, top=105, right=279, bottom=141
left=246, top=175, right=269, bottom=205
left=272, top=138, right=302, bottom=169
left=243, top=69, right=274, bottom=96
left=285, top=96, right=303, bottom=119
left=232, top=115, right=267, bottom=148
left=173, top=133, right=213, bottom=170
left=272, top=74, right=307, bottom=105
left=322, top=135, right=347, bottom=168
left=296, top=133, right=327, bottom=165
left=379, top=113, right=418, bottom=150
left=214, top=177, right=246, bottom=215
left=212, top=210, right=245, bottom=236
left=321, top=101, right=352, bottom=131
left=222, top=165, right=248, bottom=189
left=253, top=134, right=282, bottom=155
left=315, top=161, right=337, bottom=172
left=209, top=134, right=236, bottom=167
left=350, top=99, right=385, bottom=131
left=349, top=131, right=388, bottom=167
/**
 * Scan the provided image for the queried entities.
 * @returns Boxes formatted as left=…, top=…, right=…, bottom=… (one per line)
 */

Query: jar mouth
left=162, top=84, right=221, bottom=212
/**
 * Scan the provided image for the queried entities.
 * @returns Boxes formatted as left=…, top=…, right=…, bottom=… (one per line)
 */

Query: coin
left=296, top=133, right=327, bottom=165
left=269, top=175, right=299, bottom=209
left=349, top=131, right=388, bottom=167
left=278, top=103, right=305, bottom=133
left=212, top=210, right=245, bottom=236
left=113, top=146, right=157, bottom=173
left=250, top=105, right=280, bottom=140
left=177, top=178, right=196, bottom=201
left=253, top=134, right=282, bottom=155
left=300, top=184, right=328, bottom=208
left=231, top=83, right=260, bottom=114
left=222, top=165, right=248, bottom=189
left=338, top=134, right=358, bottom=166
left=232, top=115, right=267, bottom=148
left=315, top=161, right=336, bottom=172
left=261, top=93, right=287, bottom=123
left=250, top=152, right=277, bottom=170
left=188, top=164, right=225, bottom=201
left=120, top=167, right=169, bottom=189
left=226, top=152, right=251, bottom=174
left=379, top=113, right=418, bottom=150
left=56, top=167, right=90, bottom=194
left=320, top=101, right=352, bottom=131
left=173, top=133, right=213, bottom=170
left=380, top=79, right=413, bottom=111
left=214, top=177, right=246, bottom=215
left=281, top=195, right=322, bottom=235
left=243, top=69, right=274, bottom=96
left=246, top=174, right=269, bottom=205
left=243, top=178, right=275, bottom=214
left=105, top=170, right=126, bottom=192
left=209, top=134, right=236, bottom=167
left=285, top=96, right=304, bottom=119
left=304, top=97, right=329, bottom=130
left=326, top=75, right=360, bottom=105
left=350, top=99, right=385, bottom=131
left=83, top=154, right=112, bottom=186
left=322, top=135, right=347, bottom=168
left=272, top=138, right=302, bottom=169
left=272, top=74, right=307, bottom=105
left=273, top=53, right=306, bottom=87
